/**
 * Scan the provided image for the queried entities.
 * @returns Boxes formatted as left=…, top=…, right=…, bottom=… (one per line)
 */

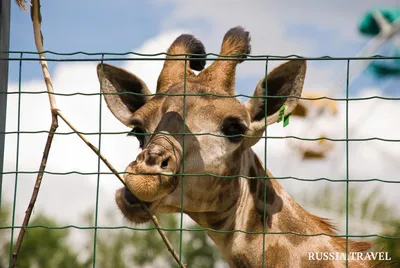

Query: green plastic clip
left=283, top=113, right=291, bottom=127
left=277, top=104, right=286, bottom=123
left=277, top=104, right=290, bottom=127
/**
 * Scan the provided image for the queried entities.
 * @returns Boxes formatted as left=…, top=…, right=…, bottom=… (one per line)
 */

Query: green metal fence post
left=0, top=0, right=11, bottom=208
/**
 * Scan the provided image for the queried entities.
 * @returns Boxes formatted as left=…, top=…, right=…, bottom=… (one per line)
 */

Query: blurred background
left=1, top=0, right=400, bottom=267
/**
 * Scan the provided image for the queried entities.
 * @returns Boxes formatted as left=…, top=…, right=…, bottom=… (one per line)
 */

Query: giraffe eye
left=128, top=127, right=146, bottom=148
left=221, top=117, right=248, bottom=142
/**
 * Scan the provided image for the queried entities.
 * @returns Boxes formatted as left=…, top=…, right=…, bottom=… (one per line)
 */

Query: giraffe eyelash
left=128, top=127, right=146, bottom=148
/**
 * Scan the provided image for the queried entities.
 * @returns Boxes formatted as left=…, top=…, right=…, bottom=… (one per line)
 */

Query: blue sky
left=9, top=1, right=171, bottom=81
left=8, top=0, right=400, bottom=96
left=3, top=0, right=400, bottom=244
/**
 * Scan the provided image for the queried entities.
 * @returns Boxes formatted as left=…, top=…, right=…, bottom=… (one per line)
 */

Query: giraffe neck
left=188, top=149, right=374, bottom=268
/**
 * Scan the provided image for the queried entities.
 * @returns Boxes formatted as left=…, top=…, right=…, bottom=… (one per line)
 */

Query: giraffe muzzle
left=124, top=145, right=180, bottom=202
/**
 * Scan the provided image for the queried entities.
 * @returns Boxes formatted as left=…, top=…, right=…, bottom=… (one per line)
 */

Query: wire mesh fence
left=1, top=51, right=400, bottom=267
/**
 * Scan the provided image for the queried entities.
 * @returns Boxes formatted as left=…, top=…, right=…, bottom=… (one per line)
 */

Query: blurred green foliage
left=300, top=185, right=400, bottom=265
left=2, top=185, right=398, bottom=267
left=0, top=203, right=222, bottom=267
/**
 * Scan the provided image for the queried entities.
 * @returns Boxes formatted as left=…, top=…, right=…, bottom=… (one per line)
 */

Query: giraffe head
left=97, top=26, right=306, bottom=223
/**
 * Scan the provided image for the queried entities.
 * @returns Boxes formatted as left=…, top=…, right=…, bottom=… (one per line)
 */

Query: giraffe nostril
left=161, top=157, right=170, bottom=169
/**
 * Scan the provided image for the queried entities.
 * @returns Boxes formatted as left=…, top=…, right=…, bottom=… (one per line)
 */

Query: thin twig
left=148, top=212, right=187, bottom=267
left=11, top=111, right=58, bottom=267
left=12, top=1, right=186, bottom=267
left=15, top=0, right=28, bottom=11
left=11, top=1, right=57, bottom=266
left=58, top=112, right=187, bottom=268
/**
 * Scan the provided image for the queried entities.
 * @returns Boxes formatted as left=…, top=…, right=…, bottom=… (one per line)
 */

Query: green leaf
left=277, top=104, right=286, bottom=123
left=283, top=113, right=291, bottom=127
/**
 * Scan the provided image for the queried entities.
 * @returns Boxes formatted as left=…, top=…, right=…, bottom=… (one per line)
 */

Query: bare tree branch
left=12, top=1, right=186, bottom=267
left=11, top=1, right=58, bottom=266
left=15, top=0, right=28, bottom=11
left=11, top=112, right=58, bottom=267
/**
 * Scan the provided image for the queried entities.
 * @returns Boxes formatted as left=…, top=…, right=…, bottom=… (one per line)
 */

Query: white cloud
left=157, top=0, right=399, bottom=44
left=251, top=87, right=400, bottom=233
left=153, top=2, right=400, bottom=229
left=3, top=5, right=399, bottom=255
left=2, top=30, right=190, bottom=251
left=157, top=0, right=313, bottom=80
left=154, top=0, right=399, bottom=94
left=124, top=28, right=191, bottom=92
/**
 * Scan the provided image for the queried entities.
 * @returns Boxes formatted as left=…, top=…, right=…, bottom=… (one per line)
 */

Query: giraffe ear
left=97, top=63, right=151, bottom=127
left=243, top=60, right=306, bottom=147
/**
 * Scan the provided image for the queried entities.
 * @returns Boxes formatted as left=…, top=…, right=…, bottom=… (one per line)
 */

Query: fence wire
left=1, top=51, right=400, bottom=268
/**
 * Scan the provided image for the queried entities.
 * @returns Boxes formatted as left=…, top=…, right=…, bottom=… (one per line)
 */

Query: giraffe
left=96, top=27, right=384, bottom=267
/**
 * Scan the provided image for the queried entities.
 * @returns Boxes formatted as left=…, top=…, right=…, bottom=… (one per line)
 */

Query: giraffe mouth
left=123, top=187, right=151, bottom=208
left=116, top=187, right=153, bottom=224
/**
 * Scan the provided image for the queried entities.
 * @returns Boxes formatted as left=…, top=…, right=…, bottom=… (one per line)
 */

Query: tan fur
left=157, top=43, right=196, bottom=93
left=206, top=150, right=380, bottom=268
left=198, top=27, right=250, bottom=95
left=97, top=26, right=389, bottom=268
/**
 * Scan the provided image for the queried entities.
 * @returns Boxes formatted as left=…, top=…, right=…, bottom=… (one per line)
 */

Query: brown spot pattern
left=265, top=242, right=290, bottom=268
left=231, top=253, right=252, bottom=268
